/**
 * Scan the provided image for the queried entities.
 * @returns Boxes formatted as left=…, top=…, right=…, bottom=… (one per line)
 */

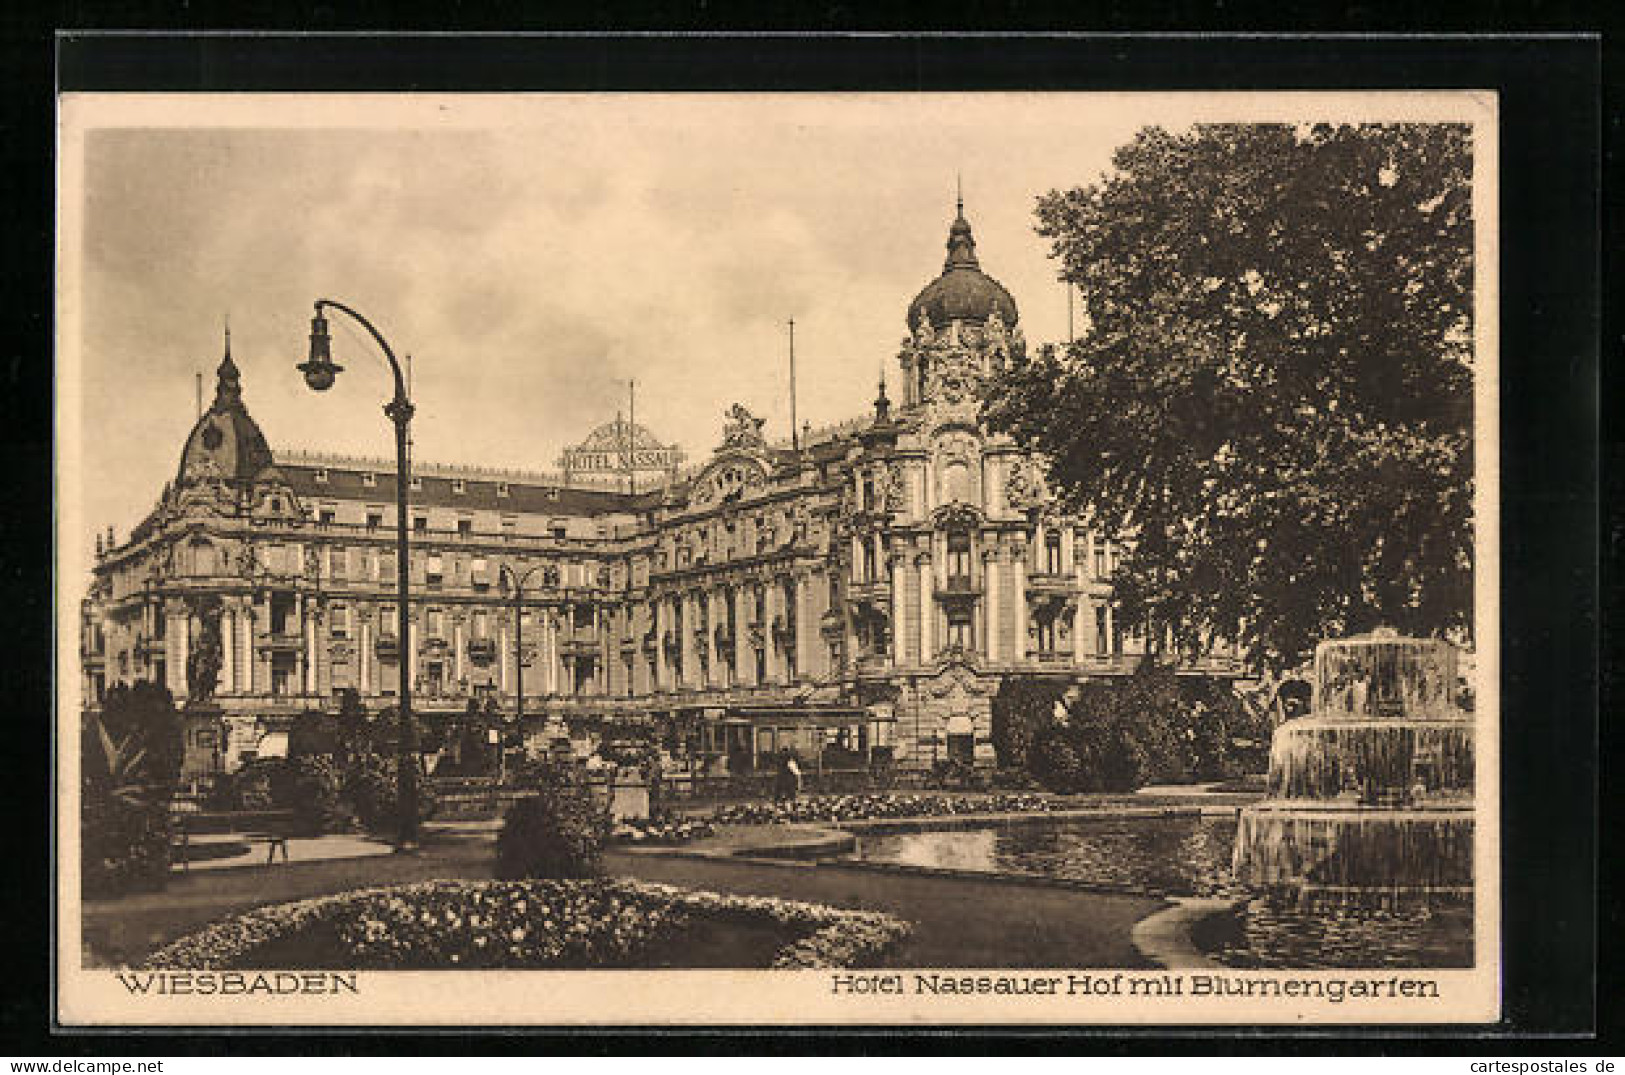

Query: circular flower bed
left=141, top=878, right=910, bottom=971
left=612, top=816, right=717, bottom=845
left=712, top=792, right=1062, bottom=826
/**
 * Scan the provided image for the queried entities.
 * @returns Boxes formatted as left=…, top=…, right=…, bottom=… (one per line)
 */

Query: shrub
left=82, top=791, right=171, bottom=897
left=929, top=757, right=976, bottom=790
left=285, top=756, right=348, bottom=835
left=990, top=677, right=1066, bottom=769
left=207, top=758, right=285, bottom=812
left=1029, top=726, right=1087, bottom=793
left=80, top=711, right=176, bottom=897
left=989, top=766, right=1040, bottom=791
left=495, top=760, right=610, bottom=880
left=342, top=753, right=438, bottom=834
left=288, top=710, right=340, bottom=759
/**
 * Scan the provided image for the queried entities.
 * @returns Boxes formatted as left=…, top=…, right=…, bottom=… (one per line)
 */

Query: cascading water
left=1232, top=629, right=1475, bottom=909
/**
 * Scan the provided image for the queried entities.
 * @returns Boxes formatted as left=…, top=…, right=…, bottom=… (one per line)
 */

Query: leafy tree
left=288, top=708, right=340, bottom=758
left=334, top=688, right=372, bottom=763
left=985, top=123, right=1473, bottom=671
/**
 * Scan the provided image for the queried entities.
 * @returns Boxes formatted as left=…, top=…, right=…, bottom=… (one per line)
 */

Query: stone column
left=542, top=613, right=557, bottom=695
left=889, top=552, right=905, bottom=668
left=242, top=603, right=256, bottom=694
left=499, top=624, right=511, bottom=694
left=655, top=598, right=668, bottom=689
left=983, top=550, right=999, bottom=661
left=453, top=618, right=466, bottom=683
left=706, top=589, right=723, bottom=687
left=767, top=580, right=785, bottom=683
left=167, top=605, right=188, bottom=697
left=733, top=586, right=752, bottom=687
left=917, top=554, right=933, bottom=665
left=1074, top=561, right=1089, bottom=667
left=360, top=619, right=372, bottom=694
left=305, top=607, right=320, bottom=695
left=1061, top=526, right=1076, bottom=575
left=1013, top=547, right=1028, bottom=664
left=221, top=607, right=236, bottom=694
left=794, top=573, right=813, bottom=683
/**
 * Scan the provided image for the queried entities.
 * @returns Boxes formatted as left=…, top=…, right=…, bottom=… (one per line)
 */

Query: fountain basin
left=1232, top=802, right=1473, bottom=904
left=1266, top=718, right=1475, bottom=802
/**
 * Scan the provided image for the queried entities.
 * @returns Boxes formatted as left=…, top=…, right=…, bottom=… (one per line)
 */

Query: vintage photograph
left=56, top=91, right=1498, bottom=1025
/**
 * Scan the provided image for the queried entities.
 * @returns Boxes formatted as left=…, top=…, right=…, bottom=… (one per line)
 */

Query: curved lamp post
left=299, top=299, right=420, bottom=851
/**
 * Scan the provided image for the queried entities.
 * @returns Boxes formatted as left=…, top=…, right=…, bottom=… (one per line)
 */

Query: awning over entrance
left=718, top=703, right=880, bottom=728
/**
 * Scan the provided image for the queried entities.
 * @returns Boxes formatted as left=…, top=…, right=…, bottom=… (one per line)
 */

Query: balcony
left=854, top=653, right=889, bottom=677
left=845, top=577, right=890, bottom=605
left=375, top=635, right=400, bottom=661
left=256, top=630, right=302, bottom=653
left=1025, top=570, right=1074, bottom=596
left=560, top=635, right=600, bottom=658
left=934, top=575, right=981, bottom=605
left=467, top=638, right=498, bottom=665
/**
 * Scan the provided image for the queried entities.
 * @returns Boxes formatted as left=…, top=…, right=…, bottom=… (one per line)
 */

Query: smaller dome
left=906, top=207, right=1019, bottom=331
left=175, top=334, right=277, bottom=485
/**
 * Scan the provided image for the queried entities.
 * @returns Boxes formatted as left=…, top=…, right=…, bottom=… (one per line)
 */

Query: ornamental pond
left=843, top=813, right=1472, bottom=969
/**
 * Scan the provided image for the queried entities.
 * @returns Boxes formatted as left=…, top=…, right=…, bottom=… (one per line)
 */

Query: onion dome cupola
left=905, top=195, right=1019, bottom=333
left=175, top=328, right=278, bottom=486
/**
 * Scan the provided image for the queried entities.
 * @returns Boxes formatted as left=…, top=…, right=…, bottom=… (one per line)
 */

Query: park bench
left=170, top=808, right=297, bottom=871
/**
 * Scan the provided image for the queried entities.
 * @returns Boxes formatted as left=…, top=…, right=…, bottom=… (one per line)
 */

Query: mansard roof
left=277, top=459, right=661, bottom=517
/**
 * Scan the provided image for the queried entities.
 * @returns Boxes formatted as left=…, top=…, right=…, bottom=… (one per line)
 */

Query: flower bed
left=711, top=792, right=1062, bottom=826
left=140, top=878, right=910, bottom=971
left=611, top=816, right=716, bottom=846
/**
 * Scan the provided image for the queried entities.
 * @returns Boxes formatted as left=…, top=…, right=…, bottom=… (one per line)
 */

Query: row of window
left=316, top=504, right=582, bottom=541
left=312, top=467, right=515, bottom=499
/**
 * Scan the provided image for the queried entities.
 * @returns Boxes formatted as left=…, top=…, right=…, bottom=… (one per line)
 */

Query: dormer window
left=452, top=479, right=466, bottom=494
left=362, top=472, right=377, bottom=488
left=314, top=468, right=329, bottom=484
left=409, top=477, right=423, bottom=492
left=496, top=482, right=510, bottom=498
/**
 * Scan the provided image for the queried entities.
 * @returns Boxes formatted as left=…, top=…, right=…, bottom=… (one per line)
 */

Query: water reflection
left=853, top=816, right=1240, bottom=897
left=851, top=816, right=1472, bottom=969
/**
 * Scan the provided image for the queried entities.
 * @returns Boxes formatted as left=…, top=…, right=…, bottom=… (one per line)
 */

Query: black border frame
left=8, top=30, right=1605, bottom=1052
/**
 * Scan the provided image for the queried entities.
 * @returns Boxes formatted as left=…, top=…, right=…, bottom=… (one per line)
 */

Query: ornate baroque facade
left=81, top=205, right=1241, bottom=773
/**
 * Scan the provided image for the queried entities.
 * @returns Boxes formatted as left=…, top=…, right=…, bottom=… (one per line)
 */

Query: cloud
left=68, top=96, right=1149, bottom=561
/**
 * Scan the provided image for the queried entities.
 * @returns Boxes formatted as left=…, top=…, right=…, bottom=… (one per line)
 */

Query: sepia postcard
left=56, top=90, right=1500, bottom=1026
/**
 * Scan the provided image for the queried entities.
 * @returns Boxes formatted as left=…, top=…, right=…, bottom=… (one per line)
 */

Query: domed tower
left=899, top=194, right=1026, bottom=414
left=168, top=329, right=294, bottom=520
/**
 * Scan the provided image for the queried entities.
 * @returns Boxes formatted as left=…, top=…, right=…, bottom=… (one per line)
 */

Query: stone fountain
left=1232, top=628, right=1475, bottom=908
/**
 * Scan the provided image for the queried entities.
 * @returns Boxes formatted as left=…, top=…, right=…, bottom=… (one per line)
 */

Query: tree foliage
left=985, top=124, right=1474, bottom=670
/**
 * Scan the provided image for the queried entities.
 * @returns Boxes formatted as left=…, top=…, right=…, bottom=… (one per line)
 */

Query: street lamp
left=299, top=299, right=420, bottom=851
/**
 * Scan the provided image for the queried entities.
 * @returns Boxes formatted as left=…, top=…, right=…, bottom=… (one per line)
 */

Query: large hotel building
left=80, top=205, right=1242, bottom=775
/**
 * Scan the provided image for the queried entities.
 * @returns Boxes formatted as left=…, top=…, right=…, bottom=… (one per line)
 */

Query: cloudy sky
left=64, top=94, right=1164, bottom=548
left=62, top=91, right=1488, bottom=573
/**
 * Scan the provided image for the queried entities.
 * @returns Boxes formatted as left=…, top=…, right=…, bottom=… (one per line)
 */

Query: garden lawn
left=604, top=851, right=1163, bottom=968
left=83, top=831, right=1165, bottom=969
